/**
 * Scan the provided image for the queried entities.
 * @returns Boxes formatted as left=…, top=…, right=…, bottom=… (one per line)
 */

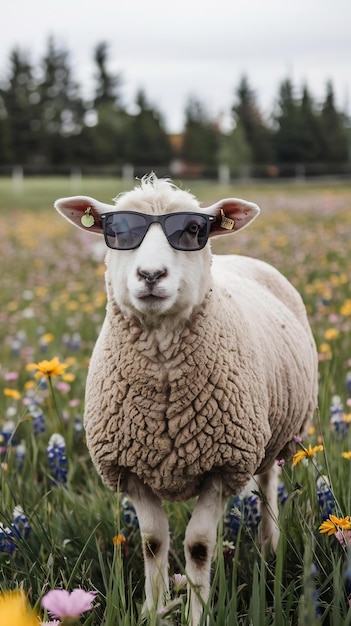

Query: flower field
left=0, top=176, right=351, bottom=625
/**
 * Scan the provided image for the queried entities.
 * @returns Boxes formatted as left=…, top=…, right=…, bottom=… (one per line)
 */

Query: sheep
left=55, top=174, right=318, bottom=625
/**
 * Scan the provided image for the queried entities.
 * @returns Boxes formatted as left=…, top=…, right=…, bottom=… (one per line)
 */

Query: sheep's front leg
left=257, top=463, right=280, bottom=551
left=184, top=475, right=226, bottom=626
left=127, top=475, right=170, bottom=613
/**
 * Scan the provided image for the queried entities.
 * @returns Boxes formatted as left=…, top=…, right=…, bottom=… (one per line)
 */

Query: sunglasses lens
left=103, top=213, right=147, bottom=249
left=165, top=214, right=209, bottom=250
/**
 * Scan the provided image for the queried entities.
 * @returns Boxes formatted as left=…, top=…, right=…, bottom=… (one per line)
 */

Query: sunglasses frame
left=100, top=211, right=215, bottom=251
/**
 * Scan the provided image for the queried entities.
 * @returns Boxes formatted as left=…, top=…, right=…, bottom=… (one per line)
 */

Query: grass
left=0, top=176, right=351, bottom=624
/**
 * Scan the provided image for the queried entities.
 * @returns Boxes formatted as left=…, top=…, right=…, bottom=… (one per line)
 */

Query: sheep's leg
left=127, top=475, right=170, bottom=613
left=184, top=475, right=226, bottom=626
left=257, top=463, right=280, bottom=551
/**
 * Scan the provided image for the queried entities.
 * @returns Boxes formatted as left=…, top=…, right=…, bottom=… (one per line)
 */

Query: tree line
left=0, top=38, right=350, bottom=173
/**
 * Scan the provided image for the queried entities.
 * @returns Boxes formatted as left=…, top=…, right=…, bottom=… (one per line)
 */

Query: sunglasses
left=100, top=211, right=215, bottom=251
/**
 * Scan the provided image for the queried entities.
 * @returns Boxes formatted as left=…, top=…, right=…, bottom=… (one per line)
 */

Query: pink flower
left=41, top=621, right=60, bottom=626
left=41, top=589, right=97, bottom=619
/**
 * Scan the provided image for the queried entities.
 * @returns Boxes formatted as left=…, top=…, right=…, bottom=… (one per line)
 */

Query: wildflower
left=122, top=496, right=139, bottom=528
left=4, top=372, right=19, bottom=382
left=342, top=452, right=351, bottom=460
left=319, top=514, right=351, bottom=536
left=335, top=530, right=351, bottom=549
left=173, top=573, right=187, bottom=591
left=0, top=524, right=15, bottom=554
left=324, top=328, right=340, bottom=341
left=113, top=533, right=126, bottom=546
left=41, top=621, right=60, bottom=626
left=225, top=493, right=261, bottom=538
left=15, top=443, right=26, bottom=470
left=3, top=388, right=21, bottom=400
left=346, top=372, right=351, bottom=396
left=330, top=395, right=347, bottom=435
left=12, top=506, right=30, bottom=539
left=292, top=444, right=324, bottom=467
left=0, top=590, right=39, bottom=626
left=27, top=403, right=46, bottom=435
left=26, top=356, right=69, bottom=380
left=46, top=434, right=68, bottom=485
left=316, top=476, right=335, bottom=520
left=41, top=588, right=97, bottom=619
left=340, top=299, right=351, bottom=317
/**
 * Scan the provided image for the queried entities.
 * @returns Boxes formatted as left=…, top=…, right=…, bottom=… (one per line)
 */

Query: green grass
left=0, top=176, right=351, bottom=624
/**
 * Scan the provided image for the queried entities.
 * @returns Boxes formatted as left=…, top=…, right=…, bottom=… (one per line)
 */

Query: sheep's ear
left=54, top=196, right=115, bottom=234
left=204, top=198, right=260, bottom=238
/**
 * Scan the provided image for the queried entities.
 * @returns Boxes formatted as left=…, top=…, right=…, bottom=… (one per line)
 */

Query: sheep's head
left=55, top=174, right=260, bottom=325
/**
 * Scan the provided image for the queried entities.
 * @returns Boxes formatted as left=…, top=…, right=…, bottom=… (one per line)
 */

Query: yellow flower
left=3, top=388, right=21, bottom=400
left=62, top=372, right=75, bottom=383
left=113, top=533, right=126, bottom=546
left=342, top=452, right=351, bottom=459
left=0, top=590, right=39, bottom=626
left=26, top=356, right=69, bottom=380
left=319, top=514, right=351, bottom=535
left=324, top=328, right=340, bottom=341
left=41, top=332, right=54, bottom=343
left=292, top=444, right=324, bottom=467
left=340, top=299, right=351, bottom=316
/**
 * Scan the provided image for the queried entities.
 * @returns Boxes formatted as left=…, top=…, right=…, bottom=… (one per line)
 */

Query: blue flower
left=225, top=494, right=261, bottom=539
left=316, top=476, right=335, bottom=520
left=46, top=433, right=68, bottom=485
left=0, top=506, right=30, bottom=554
left=28, top=403, right=46, bottom=435
left=121, top=497, right=139, bottom=528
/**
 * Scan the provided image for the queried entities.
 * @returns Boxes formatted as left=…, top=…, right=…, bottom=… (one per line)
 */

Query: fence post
left=218, top=164, right=230, bottom=185
left=12, top=166, right=24, bottom=194
left=122, top=163, right=134, bottom=183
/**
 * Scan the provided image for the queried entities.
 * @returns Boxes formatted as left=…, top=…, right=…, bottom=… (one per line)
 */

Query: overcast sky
left=1, top=0, right=350, bottom=132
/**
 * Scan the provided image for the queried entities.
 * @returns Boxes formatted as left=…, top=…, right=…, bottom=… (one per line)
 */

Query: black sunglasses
left=100, top=211, right=215, bottom=251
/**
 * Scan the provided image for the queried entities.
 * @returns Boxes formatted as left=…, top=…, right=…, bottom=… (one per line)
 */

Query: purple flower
left=41, top=589, right=97, bottom=619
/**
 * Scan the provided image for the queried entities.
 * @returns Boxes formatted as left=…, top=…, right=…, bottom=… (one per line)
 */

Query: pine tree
left=273, top=78, right=302, bottom=163
left=181, top=96, right=219, bottom=167
left=37, top=37, right=85, bottom=165
left=232, top=76, right=273, bottom=164
left=126, top=90, right=172, bottom=166
left=0, top=48, right=40, bottom=164
left=320, top=81, right=349, bottom=163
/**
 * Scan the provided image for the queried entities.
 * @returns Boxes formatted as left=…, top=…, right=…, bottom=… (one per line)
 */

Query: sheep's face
left=54, top=175, right=260, bottom=325
left=106, top=221, right=213, bottom=322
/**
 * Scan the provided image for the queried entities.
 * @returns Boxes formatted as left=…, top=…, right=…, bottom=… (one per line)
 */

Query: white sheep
left=55, top=174, right=318, bottom=625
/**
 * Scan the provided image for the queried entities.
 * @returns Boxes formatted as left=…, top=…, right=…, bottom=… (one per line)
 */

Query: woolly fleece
left=84, top=254, right=318, bottom=501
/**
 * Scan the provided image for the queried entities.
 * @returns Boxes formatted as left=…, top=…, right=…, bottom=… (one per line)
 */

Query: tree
left=37, top=37, right=85, bottom=165
left=218, top=120, right=252, bottom=171
left=299, top=85, right=323, bottom=163
left=126, top=90, right=172, bottom=165
left=94, top=42, right=122, bottom=107
left=232, top=76, right=273, bottom=164
left=181, top=96, right=219, bottom=166
left=273, top=78, right=302, bottom=163
left=0, top=48, right=40, bottom=164
left=320, top=81, right=349, bottom=163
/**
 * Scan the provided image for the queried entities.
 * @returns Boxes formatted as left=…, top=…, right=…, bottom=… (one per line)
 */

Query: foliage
left=0, top=177, right=351, bottom=625
left=0, top=40, right=350, bottom=170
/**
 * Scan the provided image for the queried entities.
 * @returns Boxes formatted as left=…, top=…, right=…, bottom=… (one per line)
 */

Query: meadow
left=0, top=176, right=350, bottom=625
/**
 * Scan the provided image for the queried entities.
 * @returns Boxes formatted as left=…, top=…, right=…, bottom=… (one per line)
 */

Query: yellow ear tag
left=81, top=206, right=95, bottom=228
left=220, top=208, right=235, bottom=230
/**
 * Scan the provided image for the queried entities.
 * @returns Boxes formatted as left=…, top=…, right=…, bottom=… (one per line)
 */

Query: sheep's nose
left=138, top=268, right=167, bottom=284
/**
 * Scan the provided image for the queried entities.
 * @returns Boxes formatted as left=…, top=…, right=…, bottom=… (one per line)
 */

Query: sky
left=1, top=0, right=351, bottom=133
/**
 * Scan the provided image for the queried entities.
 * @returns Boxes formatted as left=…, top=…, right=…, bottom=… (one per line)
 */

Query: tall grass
left=0, top=177, right=350, bottom=624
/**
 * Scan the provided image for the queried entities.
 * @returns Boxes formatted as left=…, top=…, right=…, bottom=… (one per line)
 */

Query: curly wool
left=84, top=255, right=318, bottom=501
